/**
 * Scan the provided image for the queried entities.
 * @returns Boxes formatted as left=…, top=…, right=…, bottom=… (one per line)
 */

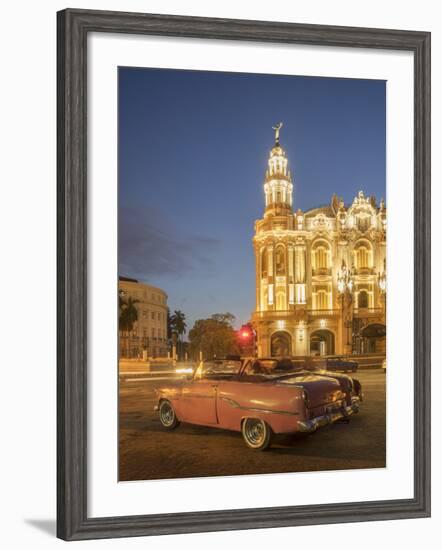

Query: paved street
left=119, top=369, right=386, bottom=481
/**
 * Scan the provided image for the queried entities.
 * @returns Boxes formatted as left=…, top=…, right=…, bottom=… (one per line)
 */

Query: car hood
left=276, top=374, right=343, bottom=408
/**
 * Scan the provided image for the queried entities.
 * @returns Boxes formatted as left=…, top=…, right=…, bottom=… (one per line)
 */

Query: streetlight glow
left=337, top=260, right=354, bottom=294
left=378, top=258, right=387, bottom=292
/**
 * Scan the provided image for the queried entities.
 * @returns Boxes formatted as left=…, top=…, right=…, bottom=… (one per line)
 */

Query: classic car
left=154, top=357, right=362, bottom=450
left=324, top=356, right=358, bottom=372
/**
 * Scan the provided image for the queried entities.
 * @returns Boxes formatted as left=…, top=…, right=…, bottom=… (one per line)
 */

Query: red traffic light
left=238, top=325, right=253, bottom=342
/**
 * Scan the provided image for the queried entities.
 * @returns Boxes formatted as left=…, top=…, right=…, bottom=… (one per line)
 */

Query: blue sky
left=118, top=67, right=385, bottom=332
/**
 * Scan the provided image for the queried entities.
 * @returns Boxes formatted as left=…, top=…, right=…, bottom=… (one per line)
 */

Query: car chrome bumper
left=297, top=397, right=360, bottom=433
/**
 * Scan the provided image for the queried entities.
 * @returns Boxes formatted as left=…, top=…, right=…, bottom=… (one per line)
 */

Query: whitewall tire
left=241, top=418, right=272, bottom=450
left=159, top=400, right=180, bottom=430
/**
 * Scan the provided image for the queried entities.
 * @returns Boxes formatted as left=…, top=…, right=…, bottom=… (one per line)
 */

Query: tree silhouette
left=189, top=313, right=239, bottom=360
left=169, top=310, right=187, bottom=360
left=119, top=294, right=140, bottom=357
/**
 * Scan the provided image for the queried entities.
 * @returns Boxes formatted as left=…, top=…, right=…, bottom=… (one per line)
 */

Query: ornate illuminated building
left=252, top=124, right=387, bottom=357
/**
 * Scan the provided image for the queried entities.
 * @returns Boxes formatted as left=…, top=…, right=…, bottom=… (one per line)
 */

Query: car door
left=179, top=378, right=218, bottom=425
left=216, top=360, right=264, bottom=431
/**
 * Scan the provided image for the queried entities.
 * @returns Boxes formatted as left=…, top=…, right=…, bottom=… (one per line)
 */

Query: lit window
left=276, top=291, right=286, bottom=310
left=354, top=244, right=372, bottom=269
left=312, top=242, right=330, bottom=270
left=314, top=287, right=330, bottom=310
left=275, top=245, right=286, bottom=275
left=261, top=248, right=268, bottom=278
left=318, top=291, right=328, bottom=309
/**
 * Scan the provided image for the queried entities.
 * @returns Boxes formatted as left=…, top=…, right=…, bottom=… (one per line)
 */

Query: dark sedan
left=325, top=356, right=358, bottom=373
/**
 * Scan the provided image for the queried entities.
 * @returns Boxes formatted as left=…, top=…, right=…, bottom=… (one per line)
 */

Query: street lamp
left=337, top=260, right=354, bottom=295
left=337, top=260, right=354, bottom=353
left=377, top=258, right=387, bottom=293
left=377, top=258, right=387, bottom=311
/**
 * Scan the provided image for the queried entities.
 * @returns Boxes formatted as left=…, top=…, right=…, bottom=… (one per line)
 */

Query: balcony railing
left=353, top=307, right=384, bottom=317
left=312, top=267, right=332, bottom=277
left=253, top=308, right=340, bottom=320
left=252, top=309, right=304, bottom=320
left=354, top=267, right=376, bottom=276
left=308, top=309, right=340, bottom=317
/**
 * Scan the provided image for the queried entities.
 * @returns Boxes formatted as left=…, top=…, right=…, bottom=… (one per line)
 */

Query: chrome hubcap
left=244, top=419, right=265, bottom=446
left=160, top=402, right=175, bottom=426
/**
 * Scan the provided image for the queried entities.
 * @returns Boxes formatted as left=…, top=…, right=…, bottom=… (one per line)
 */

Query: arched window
left=316, top=290, right=328, bottom=309
left=276, top=291, right=286, bottom=311
left=261, top=248, right=268, bottom=278
left=312, top=241, right=331, bottom=270
left=275, top=245, right=286, bottom=276
left=313, top=284, right=331, bottom=310
left=261, top=285, right=268, bottom=311
left=354, top=242, right=373, bottom=269
left=310, top=330, right=335, bottom=356
left=271, top=331, right=292, bottom=357
left=358, top=247, right=369, bottom=268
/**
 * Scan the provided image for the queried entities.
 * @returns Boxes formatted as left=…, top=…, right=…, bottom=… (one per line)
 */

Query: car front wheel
left=241, top=418, right=272, bottom=450
left=159, top=400, right=180, bottom=430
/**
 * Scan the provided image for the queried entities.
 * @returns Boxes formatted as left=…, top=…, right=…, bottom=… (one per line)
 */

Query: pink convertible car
left=154, top=357, right=362, bottom=450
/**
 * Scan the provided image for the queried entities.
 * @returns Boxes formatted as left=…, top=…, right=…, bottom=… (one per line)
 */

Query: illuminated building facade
left=119, top=277, right=168, bottom=358
left=252, top=124, right=387, bottom=357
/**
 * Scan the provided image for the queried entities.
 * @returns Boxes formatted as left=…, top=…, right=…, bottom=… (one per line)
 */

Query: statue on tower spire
left=272, top=122, right=283, bottom=145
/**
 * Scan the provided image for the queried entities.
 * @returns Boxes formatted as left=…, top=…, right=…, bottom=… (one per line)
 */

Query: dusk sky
left=118, top=67, right=385, bottom=332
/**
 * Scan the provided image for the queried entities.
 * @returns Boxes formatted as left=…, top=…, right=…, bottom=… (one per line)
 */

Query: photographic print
left=57, top=9, right=431, bottom=539
left=118, top=67, right=387, bottom=482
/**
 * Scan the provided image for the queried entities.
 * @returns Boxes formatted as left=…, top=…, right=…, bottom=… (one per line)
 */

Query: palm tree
left=167, top=308, right=173, bottom=340
left=119, top=296, right=140, bottom=357
left=170, top=310, right=187, bottom=360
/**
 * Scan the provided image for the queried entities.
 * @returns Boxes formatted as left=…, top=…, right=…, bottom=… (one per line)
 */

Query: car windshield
left=193, top=359, right=242, bottom=380
left=242, top=358, right=303, bottom=380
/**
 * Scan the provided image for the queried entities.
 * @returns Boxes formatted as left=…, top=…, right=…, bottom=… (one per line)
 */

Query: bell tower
left=263, top=122, right=293, bottom=216
left=253, top=123, right=306, bottom=357
left=254, top=123, right=297, bottom=314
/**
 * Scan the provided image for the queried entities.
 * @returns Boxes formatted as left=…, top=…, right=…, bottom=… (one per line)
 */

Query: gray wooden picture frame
left=57, top=8, right=431, bottom=541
